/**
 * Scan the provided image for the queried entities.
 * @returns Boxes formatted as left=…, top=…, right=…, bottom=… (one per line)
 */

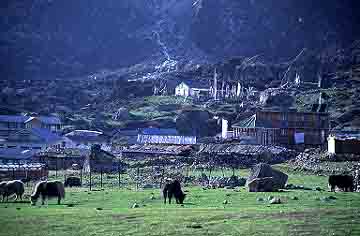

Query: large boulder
left=247, top=177, right=277, bottom=192
left=246, top=163, right=288, bottom=191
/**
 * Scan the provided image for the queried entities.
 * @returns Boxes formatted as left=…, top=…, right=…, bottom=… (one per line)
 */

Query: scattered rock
left=186, top=224, right=203, bottom=229
left=223, top=200, right=228, bottom=205
left=269, top=198, right=282, bottom=204
left=16, top=208, right=21, bottom=210
left=315, top=187, right=323, bottom=191
left=321, top=196, right=337, bottom=202
left=96, top=207, right=103, bottom=211
left=268, top=196, right=275, bottom=201
left=67, top=204, right=75, bottom=207
left=291, top=196, right=299, bottom=200
left=257, top=197, right=264, bottom=202
left=132, top=203, right=140, bottom=208
left=150, top=195, right=155, bottom=200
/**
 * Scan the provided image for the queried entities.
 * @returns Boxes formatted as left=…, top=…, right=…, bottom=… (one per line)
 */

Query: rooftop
left=0, top=149, right=36, bottom=160
left=0, top=115, right=61, bottom=125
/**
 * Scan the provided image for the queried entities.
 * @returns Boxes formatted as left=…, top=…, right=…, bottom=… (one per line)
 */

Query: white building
left=175, top=82, right=210, bottom=98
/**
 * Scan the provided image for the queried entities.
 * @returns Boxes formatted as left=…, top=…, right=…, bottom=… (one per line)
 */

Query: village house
left=0, top=115, right=62, bottom=137
left=0, top=148, right=36, bottom=164
left=328, top=133, right=360, bottom=155
left=0, top=128, right=64, bottom=151
left=232, top=110, right=329, bottom=149
left=175, top=82, right=210, bottom=98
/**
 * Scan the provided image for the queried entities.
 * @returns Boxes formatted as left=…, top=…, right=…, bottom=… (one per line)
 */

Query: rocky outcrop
left=247, top=177, right=277, bottom=192
left=246, top=163, right=288, bottom=190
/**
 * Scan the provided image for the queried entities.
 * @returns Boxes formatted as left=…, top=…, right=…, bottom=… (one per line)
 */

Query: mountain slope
left=1, top=0, right=359, bottom=80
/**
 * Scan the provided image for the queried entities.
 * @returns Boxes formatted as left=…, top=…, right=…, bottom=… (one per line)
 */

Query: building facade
left=0, top=128, right=64, bottom=151
left=328, top=134, right=360, bottom=154
left=0, top=115, right=62, bottom=137
left=233, top=111, right=329, bottom=149
left=175, top=82, right=210, bottom=98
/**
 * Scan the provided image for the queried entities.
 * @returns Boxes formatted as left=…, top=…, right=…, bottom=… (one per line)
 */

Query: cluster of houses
left=0, top=102, right=359, bottom=179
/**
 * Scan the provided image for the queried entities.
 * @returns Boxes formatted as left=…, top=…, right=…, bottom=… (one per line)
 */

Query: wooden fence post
left=100, top=168, right=103, bottom=189
left=136, top=167, right=140, bottom=191
left=80, top=168, right=83, bottom=186
left=89, top=165, right=92, bottom=191
left=118, top=161, right=121, bottom=189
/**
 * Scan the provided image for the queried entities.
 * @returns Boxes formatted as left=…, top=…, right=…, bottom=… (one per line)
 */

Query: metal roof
left=141, top=128, right=179, bottom=136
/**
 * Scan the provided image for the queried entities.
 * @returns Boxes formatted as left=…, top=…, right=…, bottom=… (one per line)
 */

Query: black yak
left=163, top=179, right=186, bottom=204
left=31, top=180, right=65, bottom=205
left=64, top=176, right=81, bottom=187
left=0, top=180, right=24, bottom=202
left=328, top=175, right=354, bottom=192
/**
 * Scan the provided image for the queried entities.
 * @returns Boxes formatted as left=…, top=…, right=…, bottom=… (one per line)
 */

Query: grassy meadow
left=0, top=165, right=359, bottom=236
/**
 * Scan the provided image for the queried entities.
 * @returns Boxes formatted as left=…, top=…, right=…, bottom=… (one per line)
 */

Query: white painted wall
left=328, top=136, right=336, bottom=154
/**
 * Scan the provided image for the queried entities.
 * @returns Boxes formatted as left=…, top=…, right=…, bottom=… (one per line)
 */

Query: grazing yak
left=328, top=175, right=354, bottom=192
left=163, top=179, right=186, bottom=204
left=64, top=176, right=81, bottom=187
left=31, top=180, right=65, bottom=205
left=0, top=180, right=25, bottom=202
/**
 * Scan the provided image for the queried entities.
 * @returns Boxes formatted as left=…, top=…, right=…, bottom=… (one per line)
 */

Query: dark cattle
left=64, top=176, right=81, bottom=187
left=0, top=180, right=25, bottom=202
left=328, top=175, right=354, bottom=192
left=31, top=180, right=65, bottom=205
left=163, top=180, right=186, bottom=204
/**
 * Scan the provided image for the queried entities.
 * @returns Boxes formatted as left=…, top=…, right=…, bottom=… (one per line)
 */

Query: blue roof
left=141, top=128, right=179, bottom=136
left=0, top=115, right=61, bottom=125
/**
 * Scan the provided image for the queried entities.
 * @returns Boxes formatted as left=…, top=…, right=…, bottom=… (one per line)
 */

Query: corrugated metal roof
left=141, top=128, right=179, bottom=136
left=137, top=134, right=196, bottom=145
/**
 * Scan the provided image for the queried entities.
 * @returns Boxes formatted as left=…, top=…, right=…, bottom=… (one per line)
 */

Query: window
left=281, top=129, right=288, bottom=136
left=7, top=145, right=17, bottom=148
left=281, top=113, right=288, bottom=121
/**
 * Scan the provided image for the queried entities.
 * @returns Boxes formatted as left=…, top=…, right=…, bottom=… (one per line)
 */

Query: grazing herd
left=0, top=173, right=357, bottom=206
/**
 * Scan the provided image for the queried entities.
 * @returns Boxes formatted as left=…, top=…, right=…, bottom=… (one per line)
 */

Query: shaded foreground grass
left=1, top=166, right=360, bottom=236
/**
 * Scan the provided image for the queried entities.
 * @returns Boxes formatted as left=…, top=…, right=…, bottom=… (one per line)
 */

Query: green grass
left=1, top=166, right=360, bottom=236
